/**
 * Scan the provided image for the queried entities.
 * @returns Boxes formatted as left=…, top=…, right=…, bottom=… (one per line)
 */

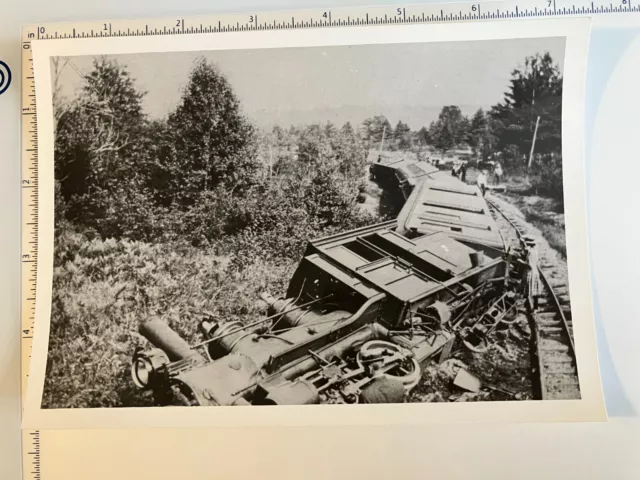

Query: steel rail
left=486, top=198, right=573, bottom=347
left=486, top=196, right=577, bottom=399
left=537, top=268, right=576, bottom=355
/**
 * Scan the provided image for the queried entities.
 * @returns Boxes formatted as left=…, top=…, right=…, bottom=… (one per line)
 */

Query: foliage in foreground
left=528, top=153, right=564, bottom=199
left=43, top=229, right=296, bottom=408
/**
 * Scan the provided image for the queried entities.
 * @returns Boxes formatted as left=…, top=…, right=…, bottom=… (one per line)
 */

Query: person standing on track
left=459, top=162, right=467, bottom=183
left=523, top=235, right=542, bottom=310
left=494, top=161, right=504, bottom=185
left=476, top=170, right=488, bottom=197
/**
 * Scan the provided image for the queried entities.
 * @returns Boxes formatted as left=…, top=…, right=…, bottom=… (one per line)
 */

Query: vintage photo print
left=25, top=18, right=605, bottom=429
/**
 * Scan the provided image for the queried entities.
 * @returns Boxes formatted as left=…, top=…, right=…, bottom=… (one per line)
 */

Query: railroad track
left=486, top=195, right=581, bottom=401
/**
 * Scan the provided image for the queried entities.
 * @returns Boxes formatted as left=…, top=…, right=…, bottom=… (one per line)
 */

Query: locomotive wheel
left=462, top=335, right=490, bottom=354
left=360, top=376, right=405, bottom=404
left=356, top=340, right=421, bottom=391
left=499, top=305, right=519, bottom=325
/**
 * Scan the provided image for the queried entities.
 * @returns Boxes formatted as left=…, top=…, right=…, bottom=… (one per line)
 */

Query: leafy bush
left=529, top=153, right=563, bottom=199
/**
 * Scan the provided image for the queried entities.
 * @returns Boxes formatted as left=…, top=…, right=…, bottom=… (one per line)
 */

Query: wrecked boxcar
left=132, top=159, right=528, bottom=406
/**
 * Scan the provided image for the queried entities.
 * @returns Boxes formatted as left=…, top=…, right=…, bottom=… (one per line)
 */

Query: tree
left=469, top=109, right=486, bottom=142
left=323, top=121, right=338, bottom=138
left=271, top=125, right=289, bottom=148
left=361, top=115, right=392, bottom=149
left=168, top=57, right=258, bottom=203
left=429, top=106, right=468, bottom=153
left=51, top=57, right=68, bottom=137
left=296, top=122, right=366, bottom=179
left=55, top=57, right=147, bottom=225
left=490, top=52, right=563, bottom=160
left=467, top=108, right=497, bottom=160
left=416, top=126, right=430, bottom=146
left=341, top=121, right=355, bottom=137
left=394, top=120, right=412, bottom=150
left=297, top=124, right=333, bottom=169
left=336, top=122, right=366, bottom=178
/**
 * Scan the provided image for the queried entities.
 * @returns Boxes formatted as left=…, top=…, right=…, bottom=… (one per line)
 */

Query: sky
left=54, top=37, right=565, bottom=131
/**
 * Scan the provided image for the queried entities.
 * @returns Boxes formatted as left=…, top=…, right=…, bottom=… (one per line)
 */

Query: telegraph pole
left=379, top=125, right=386, bottom=153
left=528, top=116, right=541, bottom=169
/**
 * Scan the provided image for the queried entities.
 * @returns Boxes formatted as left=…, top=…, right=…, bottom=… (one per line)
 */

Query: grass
left=500, top=174, right=567, bottom=259
left=521, top=208, right=567, bottom=258
left=43, top=229, right=297, bottom=408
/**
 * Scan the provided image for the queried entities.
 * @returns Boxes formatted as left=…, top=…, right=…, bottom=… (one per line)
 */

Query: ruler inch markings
left=21, top=24, right=42, bottom=480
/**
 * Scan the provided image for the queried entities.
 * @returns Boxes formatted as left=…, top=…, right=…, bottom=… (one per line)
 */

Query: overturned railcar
left=369, top=157, right=438, bottom=199
left=132, top=160, right=524, bottom=406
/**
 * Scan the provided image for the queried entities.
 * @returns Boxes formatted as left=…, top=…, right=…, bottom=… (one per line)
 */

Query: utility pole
left=528, top=116, right=541, bottom=169
left=379, top=125, right=386, bottom=153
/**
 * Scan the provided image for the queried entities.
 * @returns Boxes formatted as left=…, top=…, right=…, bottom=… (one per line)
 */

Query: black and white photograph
left=39, top=33, right=583, bottom=411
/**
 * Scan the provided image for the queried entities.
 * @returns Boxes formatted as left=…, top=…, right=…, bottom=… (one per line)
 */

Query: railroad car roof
left=396, top=173, right=504, bottom=250
left=373, top=158, right=439, bottom=184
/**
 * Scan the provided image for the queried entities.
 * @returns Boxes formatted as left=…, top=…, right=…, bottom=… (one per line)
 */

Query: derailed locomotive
left=131, top=158, right=527, bottom=406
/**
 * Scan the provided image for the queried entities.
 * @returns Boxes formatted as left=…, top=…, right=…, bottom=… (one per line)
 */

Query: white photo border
left=24, top=16, right=606, bottom=430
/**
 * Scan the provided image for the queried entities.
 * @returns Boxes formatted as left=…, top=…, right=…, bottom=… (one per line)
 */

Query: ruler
left=19, top=0, right=640, bottom=40
left=18, top=2, right=639, bottom=478
left=21, top=28, right=40, bottom=480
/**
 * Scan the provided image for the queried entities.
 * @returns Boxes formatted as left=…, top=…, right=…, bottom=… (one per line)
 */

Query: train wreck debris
left=132, top=157, right=579, bottom=406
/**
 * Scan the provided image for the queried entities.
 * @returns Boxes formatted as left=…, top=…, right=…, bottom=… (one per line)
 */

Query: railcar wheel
left=356, top=340, right=421, bottom=391
left=462, top=335, right=490, bottom=354
left=497, top=298, right=520, bottom=327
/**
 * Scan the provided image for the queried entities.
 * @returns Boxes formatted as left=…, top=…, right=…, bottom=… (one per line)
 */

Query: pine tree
left=168, top=57, right=257, bottom=203
left=490, top=52, right=563, bottom=157
left=466, top=108, right=498, bottom=161
left=429, top=106, right=468, bottom=154
left=394, top=120, right=412, bottom=150
left=341, top=121, right=355, bottom=137
left=417, top=126, right=430, bottom=146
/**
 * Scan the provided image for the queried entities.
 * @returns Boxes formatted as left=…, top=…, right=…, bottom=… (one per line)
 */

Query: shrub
left=529, top=153, right=563, bottom=199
